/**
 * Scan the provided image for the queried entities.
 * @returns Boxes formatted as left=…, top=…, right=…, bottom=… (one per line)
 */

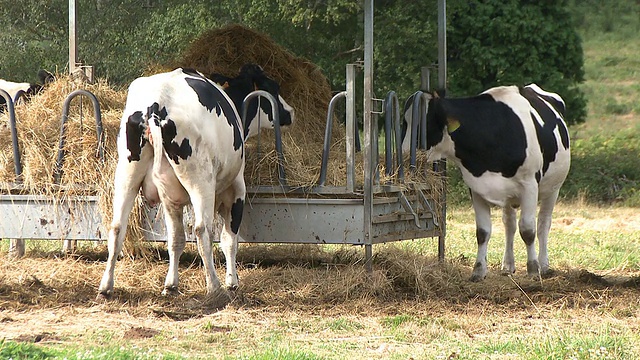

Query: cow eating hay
left=97, top=65, right=294, bottom=305
left=404, top=84, right=570, bottom=281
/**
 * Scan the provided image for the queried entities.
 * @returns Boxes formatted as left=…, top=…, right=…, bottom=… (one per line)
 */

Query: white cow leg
left=190, top=193, right=224, bottom=298
left=218, top=178, right=244, bottom=290
left=8, top=239, right=25, bottom=259
left=98, top=160, right=146, bottom=299
left=62, top=240, right=77, bottom=254
left=537, top=189, right=560, bottom=276
left=162, top=204, right=186, bottom=295
left=519, top=187, right=539, bottom=279
left=471, top=192, right=492, bottom=282
left=219, top=226, right=239, bottom=290
left=501, top=205, right=517, bottom=275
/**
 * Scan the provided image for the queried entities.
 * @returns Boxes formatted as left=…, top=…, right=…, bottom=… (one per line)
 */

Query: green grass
left=0, top=340, right=188, bottom=360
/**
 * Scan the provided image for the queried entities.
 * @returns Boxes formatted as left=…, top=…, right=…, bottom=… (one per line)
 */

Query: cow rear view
left=403, top=84, right=570, bottom=281
left=98, top=65, right=294, bottom=305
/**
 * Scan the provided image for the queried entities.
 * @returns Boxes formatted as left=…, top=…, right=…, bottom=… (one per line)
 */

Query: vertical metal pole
left=421, top=67, right=431, bottom=92
left=437, top=0, right=447, bottom=262
left=69, top=0, right=78, bottom=75
left=363, top=0, right=374, bottom=272
left=438, top=0, right=447, bottom=89
left=346, top=64, right=356, bottom=192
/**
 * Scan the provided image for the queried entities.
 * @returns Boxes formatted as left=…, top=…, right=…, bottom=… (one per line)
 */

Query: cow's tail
left=147, top=120, right=165, bottom=174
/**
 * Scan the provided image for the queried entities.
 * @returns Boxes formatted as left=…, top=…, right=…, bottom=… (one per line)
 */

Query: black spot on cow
left=147, top=102, right=168, bottom=126
left=230, top=198, right=244, bottom=235
left=146, top=102, right=192, bottom=164
left=184, top=74, right=242, bottom=151
left=520, top=87, right=566, bottom=176
left=160, top=118, right=192, bottom=164
left=476, top=227, right=490, bottom=246
left=126, top=111, right=146, bottom=162
left=435, top=94, right=527, bottom=178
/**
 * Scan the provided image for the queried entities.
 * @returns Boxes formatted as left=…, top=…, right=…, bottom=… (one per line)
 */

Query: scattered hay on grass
left=2, top=244, right=639, bottom=318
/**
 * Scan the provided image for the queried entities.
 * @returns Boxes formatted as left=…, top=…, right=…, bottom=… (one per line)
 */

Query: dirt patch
left=123, top=326, right=160, bottom=340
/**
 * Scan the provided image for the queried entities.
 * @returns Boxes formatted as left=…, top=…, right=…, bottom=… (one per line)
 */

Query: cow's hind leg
left=519, top=184, right=540, bottom=280
left=501, top=205, right=517, bottom=275
left=471, top=192, right=492, bottom=282
left=217, top=176, right=245, bottom=290
left=98, top=158, right=147, bottom=299
left=537, top=188, right=560, bottom=277
left=162, top=203, right=186, bottom=295
left=188, top=186, right=230, bottom=306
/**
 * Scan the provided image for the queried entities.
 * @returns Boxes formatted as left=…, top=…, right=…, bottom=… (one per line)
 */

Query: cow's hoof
left=96, top=291, right=112, bottom=302
left=162, top=286, right=179, bottom=296
left=526, top=260, right=541, bottom=280
left=500, top=268, right=516, bottom=276
left=540, top=268, right=556, bottom=279
left=469, top=273, right=486, bottom=282
left=225, top=274, right=239, bottom=291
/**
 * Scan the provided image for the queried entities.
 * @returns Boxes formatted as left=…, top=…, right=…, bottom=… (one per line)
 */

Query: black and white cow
left=403, top=84, right=570, bottom=281
left=0, top=69, right=54, bottom=112
left=97, top=64, right=294, bottom=303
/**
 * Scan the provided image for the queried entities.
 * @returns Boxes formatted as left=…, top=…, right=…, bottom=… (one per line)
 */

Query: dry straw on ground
left=1, top=243, right=639, bottom=316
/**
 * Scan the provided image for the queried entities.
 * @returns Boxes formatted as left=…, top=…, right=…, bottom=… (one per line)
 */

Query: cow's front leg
left=501, top=205, right=517, bottom=275
left=519, top=185, right=540, bottom=280
left=162, top=203, right=186, bottom=295
left=471, top=192, right=492, bottom=282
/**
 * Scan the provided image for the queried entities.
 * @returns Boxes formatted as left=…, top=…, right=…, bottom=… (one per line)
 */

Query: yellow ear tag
left=447, top=118, right=460, bottom=133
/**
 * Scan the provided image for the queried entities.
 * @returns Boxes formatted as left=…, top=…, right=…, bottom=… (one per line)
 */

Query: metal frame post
left=345, top=64, right=357, bottom=192
left=363, top=0, right=374, bottom=271
left=437, top=0, right=447, bottom=261
left=69, top=0, right=78, bottom=75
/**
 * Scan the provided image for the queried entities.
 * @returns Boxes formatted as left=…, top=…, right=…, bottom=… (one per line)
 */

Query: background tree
left=0, top=0, right=585, bottom=124
left=447, top=0, right=586, bottom=125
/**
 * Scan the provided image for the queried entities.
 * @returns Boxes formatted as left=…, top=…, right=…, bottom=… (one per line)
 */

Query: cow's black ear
left=239, top=64, right=264, bottom=79
left=209, top=73, right=231, bottom=86
left=38, top=69, right=54, bottom=84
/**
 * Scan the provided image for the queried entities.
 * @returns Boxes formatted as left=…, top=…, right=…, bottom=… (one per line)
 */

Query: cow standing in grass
left=403, top=84, right=570, bottom=281
left=97, top=65, right=294, bottom=305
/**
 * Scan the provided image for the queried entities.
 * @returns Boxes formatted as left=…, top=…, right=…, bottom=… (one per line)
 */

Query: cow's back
left=120, top=69, right=245, bottom=187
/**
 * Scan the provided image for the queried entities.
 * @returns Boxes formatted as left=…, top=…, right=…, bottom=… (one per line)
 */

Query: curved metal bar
left=394, top=94, right=404, bottom=182
left=13, top=89, right=28, bottom=104
left=419, top=93, right=428, bottom=150
left=383, top=91, right=402, bottom=180
left=318, top=91, right=346, bottom=186
left=0, top=89, right=22, bottom=177
left=53, top=89, right=104, bottom=184
left=242, top=90, right=286, bottom=187
left=409, top=91, right=423, bottom=171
